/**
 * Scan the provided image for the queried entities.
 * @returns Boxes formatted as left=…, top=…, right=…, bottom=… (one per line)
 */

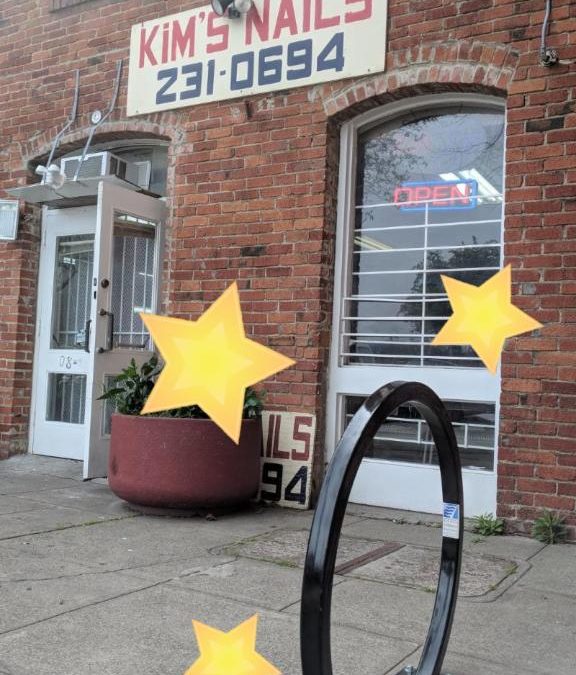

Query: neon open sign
left=394, top=180, right=478, bottom=211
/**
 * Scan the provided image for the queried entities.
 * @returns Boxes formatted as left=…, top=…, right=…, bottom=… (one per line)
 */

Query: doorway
left=30, top=182, right=167, bottom=478
left=327, top=94, right=506, bottom=517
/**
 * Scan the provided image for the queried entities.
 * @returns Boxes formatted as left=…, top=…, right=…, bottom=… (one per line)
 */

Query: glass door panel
left=346, top=110, right=504, bottom=370
left=47, top=373, right=88, bottom=424
left=111, top=215, right=157, bottom=350
left=344, top=396, right=496, bottom=471
left=328, top=97, right=505, bottom=517
left=51, top=234, right=94, bottom=350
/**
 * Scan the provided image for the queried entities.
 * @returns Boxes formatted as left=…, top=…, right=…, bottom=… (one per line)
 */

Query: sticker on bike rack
left=442, top=503, right=461, bottom=539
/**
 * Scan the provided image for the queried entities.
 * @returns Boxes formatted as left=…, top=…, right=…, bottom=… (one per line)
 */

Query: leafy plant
left=472, top=513, right=505, bottom=537
left=99, top=355, right=160, bottom=416
left=532, top=510, right=567, bottom=544
left=99, top=355, right=264, bottom=419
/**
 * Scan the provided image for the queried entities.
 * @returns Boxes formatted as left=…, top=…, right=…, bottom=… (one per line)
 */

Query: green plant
left=99, top=355, right=264, bottom=419
left=472, top=513, right=505, bottom=537
left=532, top=510, right=567, bottom=544
left=99, top=355, right=160, bottom=416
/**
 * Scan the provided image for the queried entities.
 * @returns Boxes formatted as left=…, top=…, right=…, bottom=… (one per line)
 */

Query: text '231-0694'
left=128, top=1, right=386, bottom=115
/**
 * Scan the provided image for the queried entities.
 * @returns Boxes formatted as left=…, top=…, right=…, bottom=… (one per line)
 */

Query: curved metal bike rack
left=301, top=381, right=464, bottom=675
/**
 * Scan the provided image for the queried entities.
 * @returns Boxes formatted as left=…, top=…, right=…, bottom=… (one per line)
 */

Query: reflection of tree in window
left=424, top=114, right=504, bottom=193
left=357, top=112, right=504, bottom=206
left=356, top=121, right=424, bottom=207
left=399, top=239, right=501, bottom=328
left=350, top=109, right=504, bottom=368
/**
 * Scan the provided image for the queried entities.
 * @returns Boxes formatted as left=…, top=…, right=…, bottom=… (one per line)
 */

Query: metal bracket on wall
left=73, top=59, right=124, bottom=181
left=300, top=381, right=464, bottom=675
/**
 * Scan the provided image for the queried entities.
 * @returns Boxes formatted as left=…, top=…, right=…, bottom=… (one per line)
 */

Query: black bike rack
left=301, top=381, right=464, bottom=675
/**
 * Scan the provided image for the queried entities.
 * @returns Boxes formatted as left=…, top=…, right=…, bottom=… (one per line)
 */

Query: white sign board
left=127, top=1, right=387, bottom=116
left=260, top=411, right=316, bottom=509
left=0, top=200, right=19, bottom=241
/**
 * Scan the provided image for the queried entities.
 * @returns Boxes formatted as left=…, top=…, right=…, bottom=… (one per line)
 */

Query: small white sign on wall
left=0, top=200, right=19, bottom=241
left=260, top=411, right=316, bottom=509
left=128, top=1, right=387, bottom=116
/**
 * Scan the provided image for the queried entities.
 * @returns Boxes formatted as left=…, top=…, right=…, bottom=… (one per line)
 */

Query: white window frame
left=326, top=93, right=506, bottom=514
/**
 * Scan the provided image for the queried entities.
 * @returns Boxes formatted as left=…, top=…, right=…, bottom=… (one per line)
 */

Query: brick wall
left=1, top=0, right=575, bottom=534
left=499, top=34, right=576, bottom=536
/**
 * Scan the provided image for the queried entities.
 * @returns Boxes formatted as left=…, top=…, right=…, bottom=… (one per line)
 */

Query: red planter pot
left=108, top=414, right=262, bottom=511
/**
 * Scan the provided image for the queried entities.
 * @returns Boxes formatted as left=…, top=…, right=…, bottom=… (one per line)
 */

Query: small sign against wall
left=260, top=411, right=316, bottom=509
left=0, top=200, right=19, bottom=241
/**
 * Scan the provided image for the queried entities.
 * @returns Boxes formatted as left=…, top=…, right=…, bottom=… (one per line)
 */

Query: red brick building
left=1, top=0, right=575, bottom=536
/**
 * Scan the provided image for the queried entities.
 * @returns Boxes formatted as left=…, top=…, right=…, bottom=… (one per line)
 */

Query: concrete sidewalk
left=0, top=455, right=574, bottom=675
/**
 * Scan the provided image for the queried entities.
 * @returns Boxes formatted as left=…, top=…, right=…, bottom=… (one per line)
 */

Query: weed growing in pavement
left=472, top=513, right=505, bottom=537
left=532, top=510, right=567, bottom=544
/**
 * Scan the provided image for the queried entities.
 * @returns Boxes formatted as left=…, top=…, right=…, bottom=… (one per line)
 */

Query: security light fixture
left=212, top=0, right=253, bottom=18
left=35, top=163, right=67, bottom=189
left=540, top=0, right=559, bottom=66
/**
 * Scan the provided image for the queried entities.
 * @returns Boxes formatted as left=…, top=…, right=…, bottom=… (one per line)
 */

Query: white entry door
left=31, top=208, right=96, bottom=460
left=31, top=182, right=166, bottom=478
left=327, top=95, right=506, bottom=518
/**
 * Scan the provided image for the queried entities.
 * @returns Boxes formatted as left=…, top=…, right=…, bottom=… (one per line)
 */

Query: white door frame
left=326, top=93, right=506, bottom=517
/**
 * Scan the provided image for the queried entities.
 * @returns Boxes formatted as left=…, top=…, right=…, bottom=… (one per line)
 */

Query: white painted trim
left=28, top=207, right=49, bottom=456
left=326, top=93, right=506, bottom=515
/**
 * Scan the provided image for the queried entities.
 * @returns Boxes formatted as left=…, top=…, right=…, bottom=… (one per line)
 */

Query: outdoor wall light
left=35, top=163, right=67, bottom=189
left=212, top=0, right=253, bottom=18
left=540, top=0, right=559, bottom=66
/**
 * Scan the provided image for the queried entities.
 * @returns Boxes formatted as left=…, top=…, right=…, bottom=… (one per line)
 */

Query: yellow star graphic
left=432, top=265, right=543, bottom=374
left=184, top=615, right=281, bottom=675
left=140, top=282, right=295, bottom=443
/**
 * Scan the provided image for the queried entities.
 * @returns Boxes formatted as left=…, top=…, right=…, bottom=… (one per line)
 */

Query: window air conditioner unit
left=6, top=152, right=152, bottom=206
left=60, top=152, right=151, bottom=190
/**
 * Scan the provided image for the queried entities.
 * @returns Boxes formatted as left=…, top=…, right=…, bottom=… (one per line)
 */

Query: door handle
left=84, top=319, right=91, bottom=353
left=97, top=309, right=115, bottom=354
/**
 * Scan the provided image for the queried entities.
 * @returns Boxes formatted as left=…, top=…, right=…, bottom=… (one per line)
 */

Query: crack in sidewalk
left=0, top=558, right=245, bottom=639
left=0, top=554, right=232, bottom=584
left=0, top=513, right=140, bottom=543
left=0, top=579, right=168, bottom=639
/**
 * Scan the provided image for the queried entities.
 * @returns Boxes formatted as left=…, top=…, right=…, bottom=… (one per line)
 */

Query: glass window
left=345, top=396, right=496, bottom=471
left=110, top=212, right=158, bottom=350
left=343, top=109, right=505, bottom=369
left=51, top=235, right=95, bottom=349
left=115, top=146, right=168, bottom=197
left=47, top=374, right=87, bottom=424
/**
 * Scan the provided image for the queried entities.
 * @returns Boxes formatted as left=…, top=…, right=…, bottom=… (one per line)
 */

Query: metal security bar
left=111, top=214, right=157, bottom=349
left=341, top=195, right=503, bottom=369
